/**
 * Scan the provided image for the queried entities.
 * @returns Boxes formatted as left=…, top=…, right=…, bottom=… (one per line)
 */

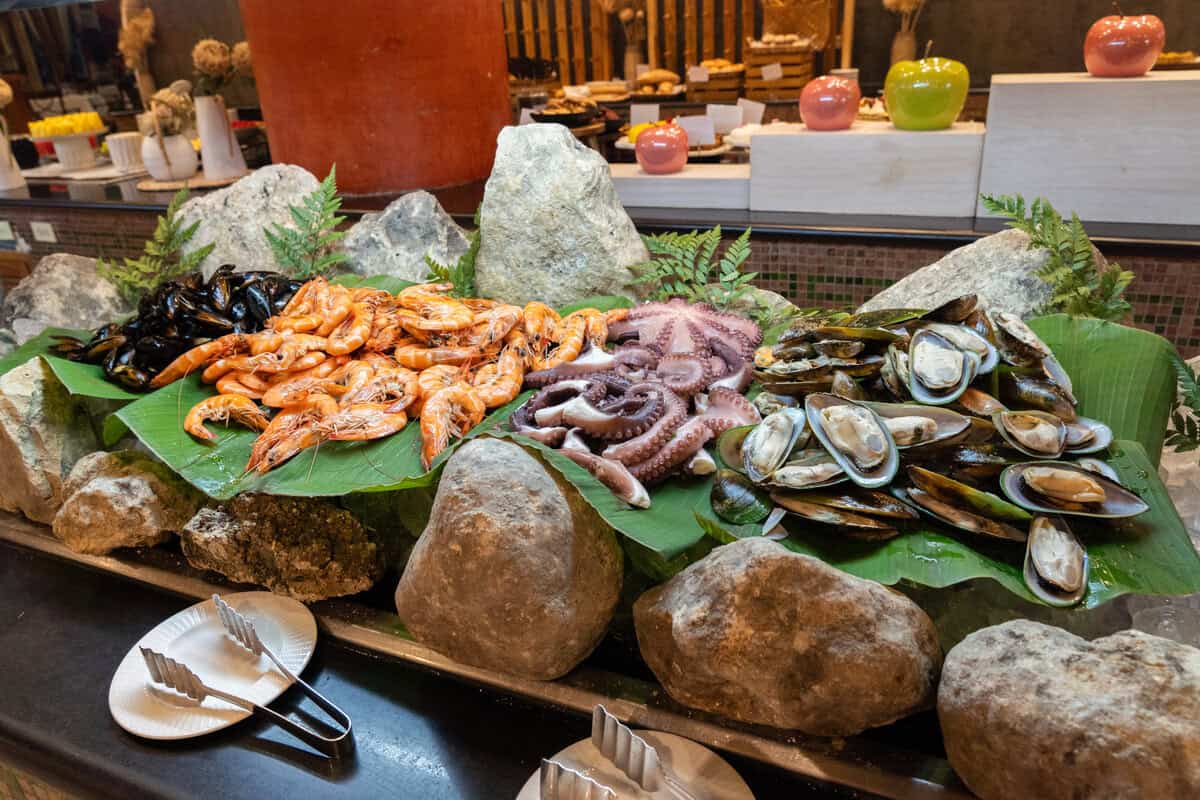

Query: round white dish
left=109, top=591, right=317, bottom=741
left=516, top=729, right=754, bottom=800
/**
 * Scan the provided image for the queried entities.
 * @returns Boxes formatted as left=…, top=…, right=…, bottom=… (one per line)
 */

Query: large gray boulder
left=857, top=229, right=1054, bottom=318
left=395, top=438, right=623, bottom=680
left=475, top=124, right=648, bottom=307
left=51, top=451, right=201, bottom=554
left=0, top=358, right=97, bottom=523
left=0, top=254, right=132, bottom=343
left=177, top=164, right=320, bottom=279
left=634, top=538, right=941, bottom=736
left=939, top=620, right=1200, bottom=800
left=181, top=495, right=383, bottom=601
left=342, top=190, right=470, bottom=281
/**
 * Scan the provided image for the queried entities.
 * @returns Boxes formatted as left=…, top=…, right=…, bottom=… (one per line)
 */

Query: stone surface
left=0, top=254, right=132, bottom=343
left=342, top=190, right=470, bottom=281
left=939, top=620, right=1200, bottom=800
left=51, top=451, right=200, bottom=555
left=475, top=124, right=648, bottom=307
left=634, top=538, right=941, bottom=735
left=181, top=495, right=383, bottom=601
left=856, top=229, right=1054, bottom=318
left=395, top=438, right=623, bottom=680
left=0, top=358, right=97, bottom=523
left=177, top=164, right=321, bottom=279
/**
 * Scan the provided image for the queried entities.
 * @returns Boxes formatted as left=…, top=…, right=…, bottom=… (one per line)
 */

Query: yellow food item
left=626, top=121, right=666, bottom=144
left=1157, top=50, right=1197, bottom=64
left=636, top=68, right=681, bottom=86
left=29, top=111, right=104, bottom=138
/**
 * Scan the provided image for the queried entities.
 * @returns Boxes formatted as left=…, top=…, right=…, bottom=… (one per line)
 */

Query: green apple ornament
left=884, top=42, right=970, bottom=131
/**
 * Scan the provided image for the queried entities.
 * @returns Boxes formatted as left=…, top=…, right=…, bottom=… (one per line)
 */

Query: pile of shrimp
left=149, top=278, right=625, bottom=473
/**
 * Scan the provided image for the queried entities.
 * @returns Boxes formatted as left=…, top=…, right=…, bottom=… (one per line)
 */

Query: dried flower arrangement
left=192, top=38, right=253, bottom=97
left=883, top=0, right=927, bottom=34
left=148, top=82, right=193, bottom=137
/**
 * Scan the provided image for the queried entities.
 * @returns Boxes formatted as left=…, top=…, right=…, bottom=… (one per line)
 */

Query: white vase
left=0, top=137, right=25, bottom=190
left=195, top=95, right=247, bottom=181
left=141, top=134, right=198, bottom=182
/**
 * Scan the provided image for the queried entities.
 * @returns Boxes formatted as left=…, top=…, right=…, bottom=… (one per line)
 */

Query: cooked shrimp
left=262, top=376, right=346, bottom=408
left=395, top=343, right=480, bottom=369
left=184, top=395, right=269, bottom=442
left=215, top=373, right=263, bottom=399
left=245, top=394, right=338, bottom=473
left=567, top=308, right=610, bottom=348
left=420, top=382, right=486, bottom=469
left=151, top=333, right=252, bottom=388
left=241, top=334, right=328, bottom=373
left=522, top=301, right=560, bottom=354
left=340, top=368, right=420, bottom=413
left=397, top=283, right=474, bottom=331
left=326, top=302, right=373, bottom=355
left=317, top=403, right=409, bottom=441
left=473, top=346, right=525, bottom=408
left=533, top=313, right=587, bottom=370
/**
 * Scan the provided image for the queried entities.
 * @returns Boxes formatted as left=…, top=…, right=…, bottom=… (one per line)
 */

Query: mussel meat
left=994, top=410, right=1067, bottom=458
left=1024, top=515, right=1088, bottom=607
left=741, top=408, right=808, bottom=482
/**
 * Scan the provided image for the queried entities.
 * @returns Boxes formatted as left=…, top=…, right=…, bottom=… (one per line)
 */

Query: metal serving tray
left=0, top=513, right=969, bottom=799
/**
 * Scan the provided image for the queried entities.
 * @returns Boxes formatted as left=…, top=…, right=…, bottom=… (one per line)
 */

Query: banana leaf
left=0, top=327, right=141, bottom=403
left=1029, top=314, right=1176, bottom=465
left=332, top=274, right=415, bottom=294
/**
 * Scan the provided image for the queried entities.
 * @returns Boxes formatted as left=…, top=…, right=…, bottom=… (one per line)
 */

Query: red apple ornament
left=1084, top=4, right=1165, bottom=78
left=635, top=122, right=688, bottom=174
left=800, top=75, right=862, bottom=131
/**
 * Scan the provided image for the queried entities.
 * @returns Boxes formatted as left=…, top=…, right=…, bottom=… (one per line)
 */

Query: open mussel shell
left=753, top=375, right=834, bottom=397
left=1024, top=516, right=1088, bottom=607
left=992, top=410, right=1067, bottom=459
left=1000, top=461, right=1149, bottom=519
left=770, top=491, right=901, bottom=540
left=924, top=294, right=979, bottom=323
left=908, top=466, right=1032, bottom=523
left=990, top=310, right=1052, bottom=366
left=795, top=488, right=920, bottom=520
left=907, top=329, right=980, bottom=406
left=768, top=450, right=848, bottom=490
left=805, top=393, right=899, bottom=489
left=752, top=391, right=798, bottom=418
left=998, top=371, right=1077, bottom=422
left=899, top=486, right=1028, bottom=542
left=741, top=408, right=809, bottom=483
left=813, top=339, right=865, bottom=358
left=921, top=322, right=1000, bottom=374
left=711, top=469, right=773, bottom=525
left=954, top=387, right=1007, bottom=418
left=717, top=425, right=754, bottom=472
left=1041, top=354, right=1077, bottom=405
left=1076, top=457, right=1121, bottom=483
left=1063, top=417, right=1113, bottom=455
left=861, top=402, right=970, bottom=449
left=830, top=371, right=867, bottom=401
left=881, top=346, right=910, bottom=400
left=762, top=357, right=833, bottom=381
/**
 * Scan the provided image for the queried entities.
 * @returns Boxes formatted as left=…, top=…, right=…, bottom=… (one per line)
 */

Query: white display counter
left=610, top=162, right=751, bottom=209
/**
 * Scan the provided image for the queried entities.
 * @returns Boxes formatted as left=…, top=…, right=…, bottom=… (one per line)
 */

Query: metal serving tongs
left=210, top=593, right=353, bottom=757
left=591, top=705, right=698, bottom=800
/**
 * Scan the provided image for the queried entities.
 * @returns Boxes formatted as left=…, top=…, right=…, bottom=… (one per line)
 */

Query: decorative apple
left=884, top=44, right=969, bottom=131
left=1084, top=4, right=1165, bottom=78
left=800, top=75, right=861, bottom=131
left=635, top=122, right=688, bottom=174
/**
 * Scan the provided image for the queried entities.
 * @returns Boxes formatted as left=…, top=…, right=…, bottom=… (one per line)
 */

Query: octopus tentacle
left=600, top=386, right=687, bottom=465
left=655, top=352, right=712, bottom=396
left=559, top=448, right=651, bottom=508
left=561, top=388, right=665, bottom=441
left=696, top=387, right=761, bottom=435
left=627, top=417, right=714, bottom=484
left=524, top=344, right=617, bottom=387
left=513, top=424, right=568, bottom=447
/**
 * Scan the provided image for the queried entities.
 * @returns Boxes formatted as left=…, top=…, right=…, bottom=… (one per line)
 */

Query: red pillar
left=238, top=0, right=511, bottom=195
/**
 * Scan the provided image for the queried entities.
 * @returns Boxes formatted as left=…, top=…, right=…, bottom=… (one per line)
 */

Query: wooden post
left=646, top=0, right=660, bottom=68
left=554, top=0, right=570, bottom=83
left=702, top=0, right=715, bottom=62
left=503, top=0, right=519, bottom=56
left=840, top=0, right=856, bottom=69
left=684, top=0, right=697, bottom=67
left=663, top=0, right=678, bottom=74
left=599, top=2, right=612, bottom=80
left=589, top=1, right=610, bottom=81
left=521, top=0, right=536, bottom=56
left=722, top=0, right=736, bottom=60
left=741, top=0, right=755, bottom=61
left=571, top=0, right=586, bottom=83
left=537, top=0, right=551, bottom=58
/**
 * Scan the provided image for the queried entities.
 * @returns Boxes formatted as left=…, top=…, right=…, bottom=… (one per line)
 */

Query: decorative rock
left=939, top=620, right=1200, bottom=800
left=51, top=451, right=201, bottom=554
left=634, top=537, right=941, bottom=736
left=181, top=495, right=383, bottom=601
left=342, top=190, right=470, bottom=281
left=176, top=164, right=321, bottom=279
left=0, top=358, right=97, bottom=523
left=395, top=438, right=623, bottom=680
left=475, top=125, right=648, bottom=307
left=856, top=229, right=1055, bottom=318
left=0, top=254, right=132, bottom=343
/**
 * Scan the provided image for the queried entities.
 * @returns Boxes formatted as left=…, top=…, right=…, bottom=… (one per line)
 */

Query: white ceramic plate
left=516, top=730, right=754, bottom=800
left=109, top=591, right=317, bottom=740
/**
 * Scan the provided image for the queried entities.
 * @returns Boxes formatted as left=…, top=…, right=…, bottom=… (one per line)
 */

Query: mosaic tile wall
left=1, top=206, right=1196, bottom=356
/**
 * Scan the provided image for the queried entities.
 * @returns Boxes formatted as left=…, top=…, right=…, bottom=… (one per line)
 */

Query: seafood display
left=716, top=295, right=1141, bottom=606
left=52, top=266, right=302, bottom=390
left=508, top=299, right=763, bottom=508
left=149, top=278, right=620, bottom=473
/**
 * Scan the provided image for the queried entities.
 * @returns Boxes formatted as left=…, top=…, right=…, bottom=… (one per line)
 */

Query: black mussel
left=207, top=273, right=233, bottom=312
left=271, top=292, right=291, bottom=314
left=108, top=364, right=152, bottom=390
left=85, top=333, right=127, bottom=362
left=193, top=310, right=235, bottom=333
left=210, top=264, right=236, bottom=282
left=133, top=336, right=182, bottom=369
left=231, top=319, right=252, bottom=334
left=49, top=335, right=87, bottom=358
left=178, top=271, right=205, bottom=292
left=243, top=284, right=273, bottom=323
left=227, top=300, right=248, bottom=322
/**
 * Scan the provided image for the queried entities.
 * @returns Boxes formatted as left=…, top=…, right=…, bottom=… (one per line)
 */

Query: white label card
left=0, top=221, right=12, bottom=241
left=737, top=98, right=766, bottom=126
left=761, top=62, right=784, bottom=81
left=706, top=104, right=743, bottom=135
left=630, top=104, right=660, bottom=126
left=518, top=108, right=536, bottom=125
left=686, top=65, right=710, bottom=83
left=676, top=115, right=716, bottom=146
